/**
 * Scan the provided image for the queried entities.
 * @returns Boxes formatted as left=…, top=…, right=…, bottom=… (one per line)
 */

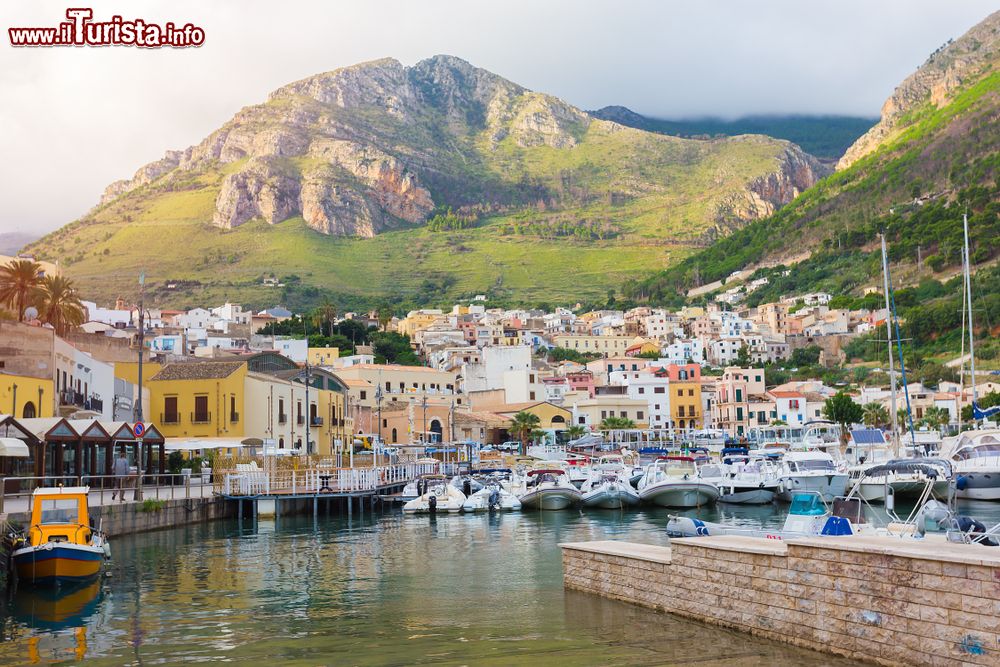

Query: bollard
left=185, top=475, right=190, bottom=500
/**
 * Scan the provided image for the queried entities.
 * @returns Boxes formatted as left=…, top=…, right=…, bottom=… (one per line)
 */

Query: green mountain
left=588, top=108, right=875, bottom=161
left=626, top=10, right=1000, bottom=312
left=27, top=55, right=825, bottom=308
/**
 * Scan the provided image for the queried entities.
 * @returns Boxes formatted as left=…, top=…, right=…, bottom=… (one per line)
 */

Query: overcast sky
left=0, top=0, right=995, bottom=236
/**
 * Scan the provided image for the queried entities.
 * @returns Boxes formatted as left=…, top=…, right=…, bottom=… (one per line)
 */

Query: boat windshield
left=40, top=498, right=79, bottom=525
left=699, top=465, right=723, bottom=478
left=955, top=443, right=1000, bottom=460
left=788, top=494, right=825, bottom=516
left=792, top=459, right=835, bottom=472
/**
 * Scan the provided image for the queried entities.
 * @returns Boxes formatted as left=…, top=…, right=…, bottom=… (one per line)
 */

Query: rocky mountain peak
left=838, top=10, right=1000, bottom=169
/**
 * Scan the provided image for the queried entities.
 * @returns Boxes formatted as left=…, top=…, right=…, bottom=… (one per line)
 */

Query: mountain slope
left=26, top=56, right=825, bottom=306
left=589, top=107, right=875, bottom=161
left=625, top=10, right=1000, bottom=307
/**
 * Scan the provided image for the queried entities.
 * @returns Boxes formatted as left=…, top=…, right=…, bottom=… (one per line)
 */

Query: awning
left=0, top=438, right=30, bottom=457
left=164, top=437, right=248, bottom=451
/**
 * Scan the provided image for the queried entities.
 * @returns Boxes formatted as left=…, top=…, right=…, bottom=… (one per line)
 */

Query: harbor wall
left=561, top=536, right=1000, bottom=667
left=5, top=497, right=237, bottom=537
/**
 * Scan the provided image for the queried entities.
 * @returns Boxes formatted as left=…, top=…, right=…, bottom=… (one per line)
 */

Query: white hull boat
left=582, top=479, right=640, bottom=509
left=637, top=457, right=719, bottom=508
left=517, top=467, right=581, bottom=510
left=462, top=484, right=521, bottom=512
left=403, top=482, right=466, bottom=514
left=777, top=451, right=848, bottom=502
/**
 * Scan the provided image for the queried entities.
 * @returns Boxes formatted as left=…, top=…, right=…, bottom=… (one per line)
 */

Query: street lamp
left=135, top=271, right=145, bottom=501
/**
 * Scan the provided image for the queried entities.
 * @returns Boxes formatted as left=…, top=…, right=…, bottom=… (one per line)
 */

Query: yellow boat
left=12, top=487, right=109, bottom=585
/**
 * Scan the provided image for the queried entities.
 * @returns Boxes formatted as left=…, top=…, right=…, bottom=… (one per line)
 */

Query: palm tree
left=600, top=416, right=636, bottom=430
left=566, top=424, right=587, bottom=440
left=863, top=403, right=889, bottom=428
left=920, top=406, right=951, bottom=430
left=376, top=302, right=393, bottom=332
left=509, top=411, right=541, bottom=455
left=0, top=259, right=43, bottom=321
left=316, top=299, right=338, bottom=337
left=38, top=275, right=86, bottom=336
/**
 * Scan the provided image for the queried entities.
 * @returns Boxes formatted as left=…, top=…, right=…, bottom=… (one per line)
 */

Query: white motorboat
left=462, top=475, right=521, bottom=512
left=801, top=421, right=842, bottom=453
left=636, top=457, right=719, bottom=508
left=943, top=429, right=1000, bottom=500
left=400, top=473, right=443, bottom=502
left=450, top=474, right=484, bottom=497
left=402, top=476, right=466, bottom=514
left=845, top=429, right=950, bottom=502
left=699, top=455, right=781, bottom=505
left=517, top=466, right=582, bottom=510
left=776, top=451, right=849, bottom=502
left=580, top=455, right=640, bottom=509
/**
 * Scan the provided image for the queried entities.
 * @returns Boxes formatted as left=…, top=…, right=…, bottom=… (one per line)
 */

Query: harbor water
left=4, top=500, right=998, bottom=666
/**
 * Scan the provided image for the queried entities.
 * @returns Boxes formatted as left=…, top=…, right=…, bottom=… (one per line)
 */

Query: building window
left=637, top=411, right=644, bottom=420
left=688, top=389, right=694, bottom=396
left=163, top=396, right=179, bottom=424
left=230, top=395, right=239, bottom=423
left=638, top=387, right=645, bottom=394
left=278, top=399, right=287, bottom=424
left=601, top=410, right=607, bottom=419
left=677, top=389, right=683, bottom=397
left=193, top=395, right=210, bottom=423
left=360, top=391, right=367, bottom=400
left=620, top=411, right=627, bottom=418
left=654, top=387, right=665, bottom=394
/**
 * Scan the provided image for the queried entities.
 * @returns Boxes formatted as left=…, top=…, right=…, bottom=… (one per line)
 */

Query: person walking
left=112, top=450, right=130, bottom=502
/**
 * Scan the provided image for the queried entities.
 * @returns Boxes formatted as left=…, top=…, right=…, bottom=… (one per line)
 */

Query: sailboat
left=942, top=213, right=1000, bottom=499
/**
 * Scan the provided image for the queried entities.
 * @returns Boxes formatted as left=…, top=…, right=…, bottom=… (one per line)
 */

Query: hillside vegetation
left=26, top=56, right=825, bottom=309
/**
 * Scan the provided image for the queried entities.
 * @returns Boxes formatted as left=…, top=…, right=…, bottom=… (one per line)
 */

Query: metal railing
left=220, top=461, right=444, bottom=497
left=0, top=472, right=215, bottom=514
left=191, top=412, right=212, bottom=424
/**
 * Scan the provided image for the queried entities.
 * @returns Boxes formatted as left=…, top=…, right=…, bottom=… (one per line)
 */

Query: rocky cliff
left=93, top=55, right=820, bottom=239
left=838, top=10, right=1000, bottom=169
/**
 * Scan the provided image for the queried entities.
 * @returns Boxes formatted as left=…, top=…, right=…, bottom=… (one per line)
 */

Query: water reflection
left=1, top=499, right=995, bottom=665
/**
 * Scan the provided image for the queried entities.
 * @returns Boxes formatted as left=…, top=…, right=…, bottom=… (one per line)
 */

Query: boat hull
left=857, top=478, right=950, bottom=502
left=519, top=488, right=581, bottom=510
left=462, top=490, right=521, bottom=512
left=639, top=482, right=719, bottom=508
left=13, top=544, right=104, bottom=585
left=582, top=483, right=640, bottom=509
left=717, top=486, right=776, bottom=505
left=777, top=474, right=849, bottom=502
left=955, top=471, right=1000, bottom=500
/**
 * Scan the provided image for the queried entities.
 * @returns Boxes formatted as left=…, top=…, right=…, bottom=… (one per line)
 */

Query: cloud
left=0, top=0, right=994, bottom=234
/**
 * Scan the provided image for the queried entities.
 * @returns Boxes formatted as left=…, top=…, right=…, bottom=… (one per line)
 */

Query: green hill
left=626, top=10, right=1000, bottom=309
left=26, top=56, right=825, bottom=309
left=588, top=108, right=875, bottom=161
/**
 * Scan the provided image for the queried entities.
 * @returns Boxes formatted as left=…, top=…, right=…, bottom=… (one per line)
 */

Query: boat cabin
left=28, top=486, right=92, bottom=547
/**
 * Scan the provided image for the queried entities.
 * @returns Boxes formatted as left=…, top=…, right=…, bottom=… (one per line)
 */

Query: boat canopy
left=527, top=469, right=565, bottom=476
left=860, top=459, right=951, bottom=479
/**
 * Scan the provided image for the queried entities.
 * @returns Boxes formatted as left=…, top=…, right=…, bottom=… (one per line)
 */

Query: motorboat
left=402, top=476, right=466, bottom=513
left=845, top=429, right=950, bottom=501
left=12, top=487, right=110, bottom=585
left=450, top=474, right=484, bottom=498
left=698, top=453, right=781, bottom=505
left=943, top=429, right=1000, bottom=500
left=400, top=472, right=445, bottom=502
left=668, top=492, right=838, bottom=538
left=580, top=455, right=640, bottom=509
left=776, top=451, right=849, bottom=502
left=801, top=420, right=842, bottom=453
left=517, top=466, right=582, bottom=510
left=636, top=457, right=719, bottom=508
left=691, top=429, right=727, bottom=452
left=462, top=474, right=521, bottom=512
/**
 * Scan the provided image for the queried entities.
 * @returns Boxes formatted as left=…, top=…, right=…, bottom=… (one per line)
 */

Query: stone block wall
left=562, top=536, right=1000, bottom=666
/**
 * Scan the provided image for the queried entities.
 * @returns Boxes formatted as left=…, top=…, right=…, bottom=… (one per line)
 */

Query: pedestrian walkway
left=0, top=481, right=215, bottom=515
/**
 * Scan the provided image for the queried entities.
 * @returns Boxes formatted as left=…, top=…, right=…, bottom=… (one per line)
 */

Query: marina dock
left=561, top=535, right=1000, bottom=666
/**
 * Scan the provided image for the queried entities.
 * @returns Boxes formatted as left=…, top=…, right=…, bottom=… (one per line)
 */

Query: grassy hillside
left=28, top=55, right=818, bottom=310
left=589, top=108, right=876, bottom=160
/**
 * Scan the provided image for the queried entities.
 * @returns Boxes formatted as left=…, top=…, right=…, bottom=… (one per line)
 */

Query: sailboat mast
left=963, top=213, right=978, bottom=412
left=880, top=233, right=900, bottom=452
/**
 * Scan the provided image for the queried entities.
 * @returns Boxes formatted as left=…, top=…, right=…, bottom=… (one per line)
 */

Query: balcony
left=296, top=415, right=305, bottom=426
left=278, top=414, right=288, bottom=425
left=231, top=411, right=240, bottom=423
left=161, top=412, right=180, bottom=425
left=191, top=411, right=212, bottom=424
left=310, top=416, right=323, bottom=427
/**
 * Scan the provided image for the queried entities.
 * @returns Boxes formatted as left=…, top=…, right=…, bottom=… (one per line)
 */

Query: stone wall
left=7, top=497, right=236, bottom=537
left=562, top=535, right=1000, bottom=666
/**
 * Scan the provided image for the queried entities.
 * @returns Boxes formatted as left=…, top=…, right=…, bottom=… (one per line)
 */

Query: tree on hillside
left=314, top=299, right=338, bottom=337
left=376, top=302, right=393, bottom=332
left=823, top=392, right=864, bottom=441
left=599, top=416, right=636, bottom=430
left=0, top=259, right=43, bottom=321
left=38, top=275, right=85, bottom=336
left=509, top=411, right=541, bottom=455
left=736, top=345, right=752, bottom=368
left=862, top=403, right=889, bottom=428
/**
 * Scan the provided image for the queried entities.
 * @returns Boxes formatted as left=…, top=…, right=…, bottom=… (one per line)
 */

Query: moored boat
left=776, top=451, right=849, bottom=502
left=636, top=457, right=719, bottom=508
left=12, top=486, right=109, bottom=586
left=518, top=466, right=581, bottom=510
left=580, top=455, right=639, bottom=509
left=402, top=476, right=466, bottom=513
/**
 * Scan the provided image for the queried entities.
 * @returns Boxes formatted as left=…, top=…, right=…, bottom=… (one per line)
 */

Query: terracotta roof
left=150, top=360, right=245, bottom=381
left=769, top=391, right=803, bottom=398
left=493, top=401, right=570, bottom=415
left=455, top=410, right=511, bottom=427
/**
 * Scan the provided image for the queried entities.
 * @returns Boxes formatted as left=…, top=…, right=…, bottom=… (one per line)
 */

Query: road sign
left=133, top=422, right=145, bottom=438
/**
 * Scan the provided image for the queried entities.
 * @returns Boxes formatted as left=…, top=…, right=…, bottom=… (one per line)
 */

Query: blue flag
left=973, top=402, right=1000, bottom=420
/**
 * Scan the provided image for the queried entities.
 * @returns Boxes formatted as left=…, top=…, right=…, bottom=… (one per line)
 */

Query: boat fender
left=103, top=542, right=112, bottom=560
left=956, top=476, right=969, bottom=491
left=428, top=495, right=437, bottom=514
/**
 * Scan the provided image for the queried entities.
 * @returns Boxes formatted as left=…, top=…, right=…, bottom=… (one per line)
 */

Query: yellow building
left=493, top=401, right=572, bottom=432
left=308, top=346, right=340, bottom=367
left=670, top=381, right=703, bottom=430
left=147, top=361, right=247, bottom=439
left=396, top=309, right=444, bottom=338
left=0, top=372, right=55, bottom=418
left=552, top=335, right=634, bottom=357
left=575, top=395, right=649, bottom=429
